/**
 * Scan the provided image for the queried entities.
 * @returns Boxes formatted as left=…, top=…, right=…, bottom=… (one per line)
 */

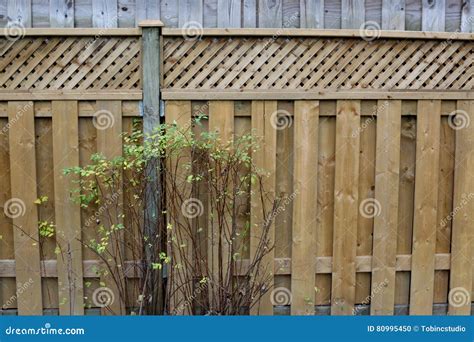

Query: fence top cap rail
left=139, top=20, right=164, bottom=27
left=0, top=27, right=141, bottom=37
left=162, top=28, right=474, bottom=41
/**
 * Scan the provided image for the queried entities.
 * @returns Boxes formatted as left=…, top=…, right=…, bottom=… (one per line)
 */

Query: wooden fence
left=0, top=0, right=474, bottom=32
left=0, top=23, right=473, bottom=316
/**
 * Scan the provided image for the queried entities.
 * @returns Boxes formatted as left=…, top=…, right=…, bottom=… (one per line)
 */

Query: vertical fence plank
left=161, top=0, right=179, bottom=27
left=50, top=0, right=74, bottom=27
left=449, top=100, right=474, bottom=315
left=250, top=100, right=276, bottom=315
left=52, top=101, right=84, bottom=315
left=178, top=0, right=203, bottom=26
left=7, top=0, right=31, bottom=26
left=291, top=101, right=319, bottom=315
left=461, top=0, right=473, bottom=32
left=8, top=101, right=42, bottom=315
left=243, top=0, right=257, bottom=27
left=409, top=100, right=441, bottom=315
left=300, top=0, right=324, bottom=28
left=136, top=0, right=161, bottom=22
left=217, top=0, right=241, bottom=27
left=140, top=20, right=164, bottom=315
left=406, top=0, right=422, bottom=30
left=258, top=0, right=283, bottom=27
left=341, top=0, right=364, bottom=28
left=95, top=100, right=125, bottom=315
left=92, top=0, right=118, bottom=27
left=331, top=100, right=360, bottom=315
left=370, top=100, right=401, bottom=315
left=165, top=100, right=192, bottom=314
left=382, top=0, right=405, bottom=30
left=208, top=100, right=234, bottom=312
left=422, top=0, right=445, bottom=31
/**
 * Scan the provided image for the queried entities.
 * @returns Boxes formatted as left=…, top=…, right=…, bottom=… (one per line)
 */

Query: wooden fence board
left=250, top=100, right=276, bottom=315
left=208, top=100, right=234, bottom=312
left=449, top=100, right=474, bottom=315
left=300, top=0, right=324, bottom=28
left=290, top=100, right=318, bottom=315
left=258, top=0, right=282, bottom=27
left=7, top=0, right=32, bottom=26
left=95, top=100, right=125, bottom=315
left=178, top=0, right=203, bottom=26
left=92, top=0, right=118, bottom=28
left=165, top=100, right=192, bottom=315
left=382, top=0, right=405, bottom=30
left=341, top=0, right=364, bottom=29
left=51, top=100, right=84, bottom=315
left=8, top=101, right=42, bottom=315
left=409, top=100, right=441, bottom=315
left=422, top=0, right=445, bottom=31
left=217, top=0, right=241, bottom=27
left=50, top=0, right=74, bottom=27
left=370, top=100, right=401, bottom=315
left=331, top=100, right=360, bottom=315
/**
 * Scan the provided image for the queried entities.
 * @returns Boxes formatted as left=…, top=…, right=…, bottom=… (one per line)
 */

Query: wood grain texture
left=51, top=100, right=84, bottom=315
left=7, top=0, right=32, bottom=26
left=250, top=100, right=277, bottom=315
left=50, top=0, right=74, bottom=27
left=291, top=100, right=318, bottom=315
left=8, top=101, right=42, bottom=315
left=165, top=100, right=192, bottom=315
left=217, top=0, right=241, bottom=27
left=258, top=0, right=282, bottom=27
left=370, top=100, right=401, bottom=315
left=448, top=100, right=474, bottom=315
left=178, top=0, right=203, bottom=26
left=95, top=100, right=125, bottom=315
left=409, top=100, right=441, bottom=315
left=92, top=0, right=118, bottom=28
left=382, top=0, right=405, bottom=30
left=331, top=100, right=360, bottom=315
left=341, top=0, right=364, bottom=29
left=422, top=0, right=446, bottom=31
left=300, top=0, right=324, bottom=28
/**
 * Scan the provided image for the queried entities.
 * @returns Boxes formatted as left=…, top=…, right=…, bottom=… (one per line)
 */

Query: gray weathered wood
left=258, top=0, right=282, bottom=27
left=422, top=0, right=446, bottom=31
left=161, top=0, right=178, bottom=27
left=32, top=0, right=49, bottom=27
left=445, top=0, right=462, bottom=31
left=460, top=0, right=473, bottom=32
left=341, top=0, right=365, bottom=29
left=7, top=0, right=31, bottom=26
left=406, top=0, right=422, bottom=30
left=283, top=0, right=299, bottom=27
left=141, top=21, right=164, bottom=314
left=204, top=0, right=218, bottom=27
left=92, top=0, right=118, bottom=28
left=118, top=0, right=136, bottom=27
left=243, top=0, right=257, bottom=27
left=136, top=0, right=160, bottom=22
left=300, top=0, right=324, bottom=28
left=217, top=0, right=240, bottom=27
left=74, top=0, right=93, bottom=27
left=382, top=0, right=405, bottom=30
left=178, top=0, right=203, bottom=26
left=50, top=0, right=74, bottom=27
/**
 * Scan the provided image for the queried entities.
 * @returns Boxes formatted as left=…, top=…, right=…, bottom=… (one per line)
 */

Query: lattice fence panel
left=163, top=37, right=474, bottom=91
left=0, top=36, right=141, bottom=90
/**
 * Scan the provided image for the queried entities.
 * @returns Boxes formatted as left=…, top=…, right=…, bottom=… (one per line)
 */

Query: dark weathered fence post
left=139, top=19, right=164, bottom=315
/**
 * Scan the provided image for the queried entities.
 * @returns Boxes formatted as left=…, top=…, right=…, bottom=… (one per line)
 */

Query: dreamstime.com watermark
left=1, top=102, right=33, bottom=135
left=440, top=192, right=474, bottom=227
left=4, top=323, right=85, bottom=336
left=2, top=278, right=34, bottom=310
left=84, top=190, right=122, bottom=227
left=353, top=278, right=389, bottom=315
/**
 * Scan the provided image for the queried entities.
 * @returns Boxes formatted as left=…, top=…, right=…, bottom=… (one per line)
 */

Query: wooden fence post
left=139, top=19, right=165, bottom=314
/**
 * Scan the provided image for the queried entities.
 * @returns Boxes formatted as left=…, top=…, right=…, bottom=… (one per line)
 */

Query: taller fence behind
left=0, top=23, right=473, bottom=316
